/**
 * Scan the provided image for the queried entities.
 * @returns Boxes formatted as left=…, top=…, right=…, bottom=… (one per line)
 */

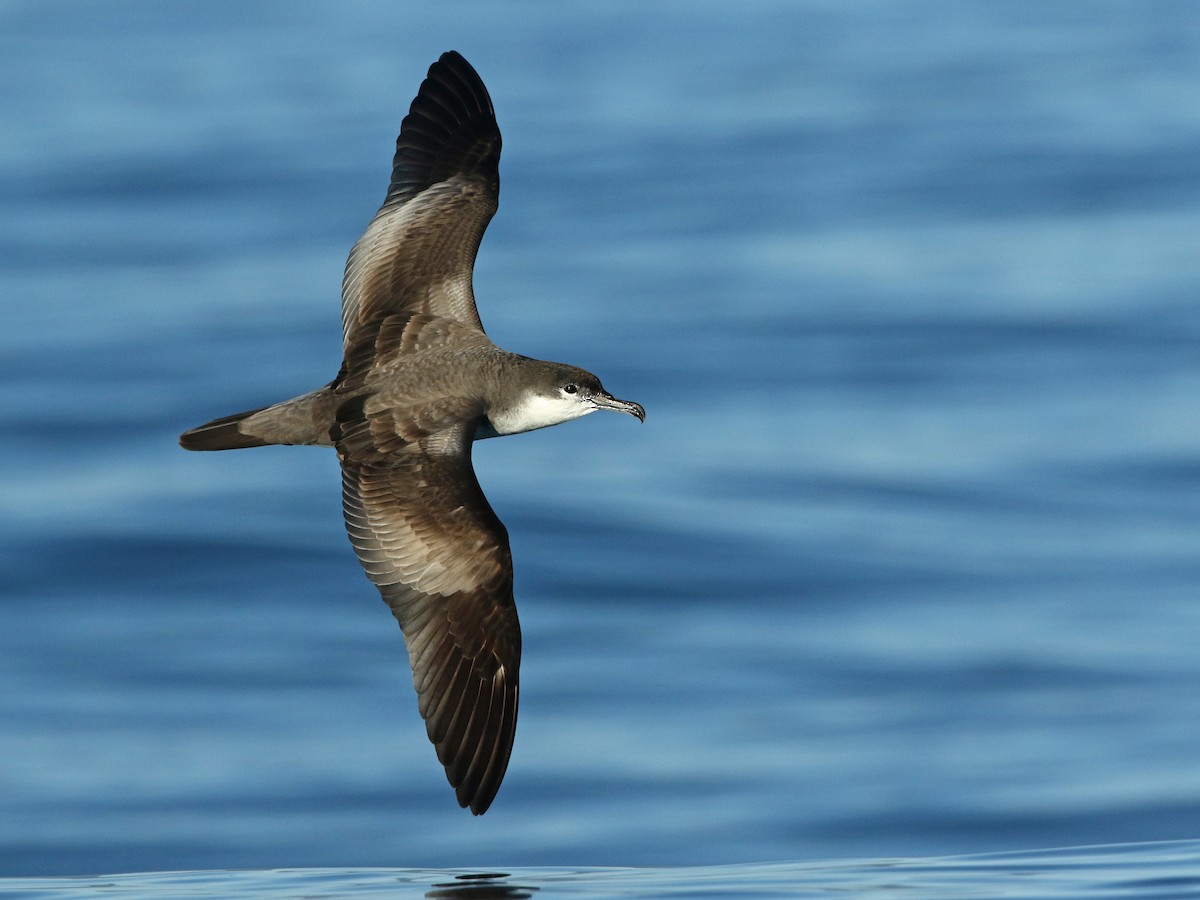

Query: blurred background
left=2, top=0, right=1200, bottom=878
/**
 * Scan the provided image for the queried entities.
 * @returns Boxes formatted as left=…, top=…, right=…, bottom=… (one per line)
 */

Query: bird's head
left=487, top=361, right=645, bottom=436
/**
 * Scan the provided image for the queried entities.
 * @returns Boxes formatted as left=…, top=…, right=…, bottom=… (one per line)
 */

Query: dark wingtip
left=437, top=50, right=472, bottom=72
left=441, top=666, right=517, bottom=817
left=385, top=50, right=500, bottom=208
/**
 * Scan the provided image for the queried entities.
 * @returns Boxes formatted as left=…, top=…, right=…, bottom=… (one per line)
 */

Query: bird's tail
left=179, top=407, right=272, bottom=451
left=179, top=388, right=337, bottom=452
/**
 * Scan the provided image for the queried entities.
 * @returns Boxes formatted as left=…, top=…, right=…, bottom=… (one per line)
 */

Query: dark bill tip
left=595, top=393, right=645, bottom=422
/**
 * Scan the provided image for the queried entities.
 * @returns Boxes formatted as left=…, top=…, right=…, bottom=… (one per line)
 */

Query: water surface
left=4, top=842, right=1200, bottom=900
left=3, top=0, right=1200, bottom=880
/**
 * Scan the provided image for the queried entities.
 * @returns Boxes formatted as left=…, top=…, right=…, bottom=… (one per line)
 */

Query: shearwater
left=180, top=51, right=644, bottom=814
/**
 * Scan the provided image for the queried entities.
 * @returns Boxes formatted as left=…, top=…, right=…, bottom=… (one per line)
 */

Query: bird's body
left=180, top=52, right=643, bottom=814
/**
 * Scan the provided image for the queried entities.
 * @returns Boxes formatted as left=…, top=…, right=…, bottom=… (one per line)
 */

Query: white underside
left=488, top=394, right=596, bottom=436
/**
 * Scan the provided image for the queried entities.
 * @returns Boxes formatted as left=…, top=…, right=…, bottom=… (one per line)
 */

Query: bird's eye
left=563, top=383, right=578, bottom=394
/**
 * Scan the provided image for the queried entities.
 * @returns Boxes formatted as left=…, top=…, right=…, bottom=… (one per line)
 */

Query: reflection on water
left=3, top=842, right=1200, bottom=900
left=427, top=872, right=537, bottom=900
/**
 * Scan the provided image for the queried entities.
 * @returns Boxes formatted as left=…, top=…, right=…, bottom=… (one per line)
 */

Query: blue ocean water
left=3, top=841, right=1200, bottom=900
left=2, top=0, right=1200, bottom=891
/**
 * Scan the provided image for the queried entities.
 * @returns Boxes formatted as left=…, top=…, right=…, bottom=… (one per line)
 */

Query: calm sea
left=3, top=1, right=1200, bottom=895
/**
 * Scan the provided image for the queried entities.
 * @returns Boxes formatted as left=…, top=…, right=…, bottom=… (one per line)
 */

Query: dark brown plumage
left=180, top=52, right=643, bottom=815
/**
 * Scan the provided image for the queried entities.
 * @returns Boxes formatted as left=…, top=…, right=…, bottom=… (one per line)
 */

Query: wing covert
left=341, top=51, right=501, bottom=347
left=338, top=422, right=520, bottom=814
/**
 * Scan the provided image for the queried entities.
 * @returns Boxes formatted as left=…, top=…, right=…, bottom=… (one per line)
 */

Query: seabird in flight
left=180, top=51, right=644, bottom=814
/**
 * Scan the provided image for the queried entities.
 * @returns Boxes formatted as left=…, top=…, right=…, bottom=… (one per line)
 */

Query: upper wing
left=341, top=51, right=501, bottom=348
left=337, top=418, right=520, bottom=815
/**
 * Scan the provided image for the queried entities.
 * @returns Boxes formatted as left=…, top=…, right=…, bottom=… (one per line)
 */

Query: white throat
left=488, top=393, right=596, bottom=436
